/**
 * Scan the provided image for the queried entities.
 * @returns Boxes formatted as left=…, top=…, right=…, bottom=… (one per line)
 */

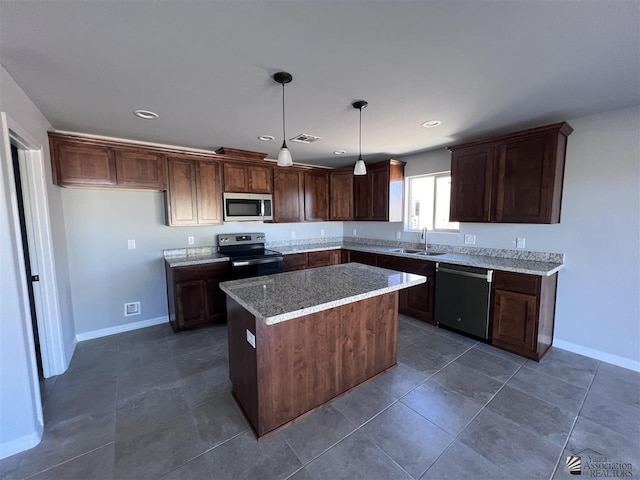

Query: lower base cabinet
left=491, top=271, right=557, bottom=360
left=166, top=262, right=230, bottom=332
left=282, top=250, right=342, bottom=272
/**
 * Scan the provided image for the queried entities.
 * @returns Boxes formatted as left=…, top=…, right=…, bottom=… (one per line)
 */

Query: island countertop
left=219, top=262, right=426, bottom=325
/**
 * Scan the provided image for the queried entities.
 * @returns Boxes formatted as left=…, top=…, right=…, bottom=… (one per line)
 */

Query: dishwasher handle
left=436, top=264, right=493, bottom=282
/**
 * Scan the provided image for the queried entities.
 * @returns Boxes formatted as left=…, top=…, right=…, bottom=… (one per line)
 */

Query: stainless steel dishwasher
left=434, top=263, right=493, bottom=339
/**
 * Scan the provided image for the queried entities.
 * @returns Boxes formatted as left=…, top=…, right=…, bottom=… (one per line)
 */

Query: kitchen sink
left=414, top=251, right=446, bottom=256
left=389, top=248, right=446, bottom=256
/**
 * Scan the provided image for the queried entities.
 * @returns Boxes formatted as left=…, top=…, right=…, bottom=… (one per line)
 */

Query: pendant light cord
left=282, top=83, right=286, bottom=146
left=358, top=106, right=362, bottom=160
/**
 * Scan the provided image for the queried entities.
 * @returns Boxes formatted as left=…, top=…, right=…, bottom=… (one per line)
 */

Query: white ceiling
left=1, top=1, right=638, bottom=167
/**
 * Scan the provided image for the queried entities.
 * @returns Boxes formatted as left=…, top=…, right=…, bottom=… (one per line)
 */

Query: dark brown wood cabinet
left=304, top=171, right=329, bottom=221
left=329, top=170, right=353, bottom=221
left=491, top=270, right=557, bottom=361
left=273, top=168, right=305, bottom=223
left=223, top=163, right=273, bottom=194
left=307, top=250, right=332, bottom=268
left=283, top=253, right=308, bottom=272
left=165, top=262, right=230, bottom=331
left=449, top=122, right=572, bottom=224
left=114, top=149, right=166, bottom=189
left=348, top=250, right=378, bottom=267
left=354, top=159, right=405, bottom=222
left=376, top=254, right=435, bottom=324
left=166, top=157, right=222, bottom=226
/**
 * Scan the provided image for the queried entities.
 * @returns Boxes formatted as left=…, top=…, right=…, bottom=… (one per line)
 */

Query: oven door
left=223, top=193, right=272, bottom=222
left=230, top=258, right=283, bottom=280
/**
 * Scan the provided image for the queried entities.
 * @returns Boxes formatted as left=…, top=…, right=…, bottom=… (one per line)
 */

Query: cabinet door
left=348, top=250, right=377, bottom=266
left=166, top=158, right=198, bottom=226
left=370, top=167, right=390, bottom=221
left=274, top=169, right=304, bottom=223
left=450, top=145, right=494, bottom=222
left=329, top=171, right=353, bottom=220
left=304, top=171, right=329, bottom=221
left=330, top=250, right=341, bottom=265
left=491, top=289, right=537, bottom=355
left=176, top=280, right=206, bottom=329
left=494, top=134, right=556, bottom=223
left=353, top=175, right=371, bottom=220
left=196, top=161, right=223, bottom=225
left=115, top=149, right=165, bottom=189
left=308, top=250, right=332, bottom=268
left=54, top=142, right=117, bottom=187
left=223, top=164, right=249, bottom=192
left=248, top=165, right=273, bottom=194
left=204, top=276, right=227, bottom=324
left=283, top=253, right=308, bottom=272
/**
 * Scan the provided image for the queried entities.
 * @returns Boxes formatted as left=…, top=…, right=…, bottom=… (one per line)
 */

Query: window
left=407, top=172, right=459, bottom=232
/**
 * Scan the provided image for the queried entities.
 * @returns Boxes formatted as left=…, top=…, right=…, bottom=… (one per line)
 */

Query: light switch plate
left=464, top=234, right=476, bottom=245
left=127, top=239, right=136, bottom=250
left=352, top=228, right=357, bottom=236
left=188, top=236, right=194, bottom=245
left=320, top=229, right=325, bottom=237
left=246, top=329, right=256, bottom=348
left=395, top=231, right=402, bottom=240
left=291, top=231, right=296, bottom=239
left=516, top=237, right=526, bottom=249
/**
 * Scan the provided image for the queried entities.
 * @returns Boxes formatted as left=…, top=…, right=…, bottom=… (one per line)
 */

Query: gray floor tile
left=429, top=362, right=503, bottom=404
left=116, top=341, right=171, bottom=374
left=454, top=348, right=522, bottom=382
left=116, top=382, right=190, bottom=438
left=458, top=409, right=561, bottom=479
left=180, top=363, right=232, bottom=408
left=507, top=365, right=588, bottom=416
left=590, top=362, right=640, bottom=408
left=361, top=402, right=454, bottom=479
left=117, top=359, right=181, bottom=402
left=281, top=405, right=357, bottom=465
left=397, top=343, right=449, bottom=376
left=114, top=412, right=206, bottom=479
left=552, top=446, right=640, bottom=480
left=371, top=363, right=429, bottom=400
left=166, top=329, right=215, bottom=357
left=473, top=340, right=529, bottom=364
left=305, top=430, right=412, bottom=480
left=431, top=327, right=478, bottom=347
left=397, top=321, right=430, bottom=351
left=44, top=376, right=117, bottom=426
left=524, top=347, right=599, bottom=389
left=28, top=443, right=115, bottom=480
left=51, top=360, right=118, bottom=391
left=418, top=332, right=474, bottom=360
left=401, top=381, right=484, bottom=436
left=191, top=393, right=248, bottom=448
left=580, top=390, right=640, bottom=440
left=0, top=411, right=115, bottom=480
left=39, top=376, right=58, bottom=403
left=331, top=381, right=396, bottom=427
left=421, top=440, right=510, bottom=480
left=203, top=431, right=302, bottom=480
left=398, top=315, right=437, bottom=333
left=161, top=453, right=213, bottom=480
left=286, top=468, right=314, bottom=480
left=486, top=385, right=575, bottom=447
left=174, top=346, right=227, bottom=379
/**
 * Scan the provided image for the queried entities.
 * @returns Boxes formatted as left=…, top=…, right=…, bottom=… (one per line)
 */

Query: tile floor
left=1, top=315, right=638, bottom=480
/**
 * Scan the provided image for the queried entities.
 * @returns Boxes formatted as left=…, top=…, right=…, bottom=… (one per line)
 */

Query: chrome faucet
left=421, top=227, right=428, bottom=251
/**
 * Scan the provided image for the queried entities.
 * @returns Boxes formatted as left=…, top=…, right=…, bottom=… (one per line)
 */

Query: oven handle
left=232, top=257, right=283, bottom=267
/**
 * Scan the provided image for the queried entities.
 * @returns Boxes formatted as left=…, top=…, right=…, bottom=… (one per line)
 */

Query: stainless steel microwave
left=223, top=192, right=273, bottom=222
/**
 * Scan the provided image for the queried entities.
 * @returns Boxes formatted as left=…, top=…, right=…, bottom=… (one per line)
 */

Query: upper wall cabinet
left=329, top=169, right=353, bottom=221
left=222, top=163, right=273, bottom=194
left=354, top=159, right=406, bottom=222
left=304, top=171, right=329, bottom=221
left=49, top=133, right=166, bottom=190
left=273, top=168, right=305, bottom=223
left=449, top=122, right=573, bottom=224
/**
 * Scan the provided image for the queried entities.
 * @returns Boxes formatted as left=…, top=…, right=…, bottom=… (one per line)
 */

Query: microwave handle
left=260, top=200, right=264, bottom=217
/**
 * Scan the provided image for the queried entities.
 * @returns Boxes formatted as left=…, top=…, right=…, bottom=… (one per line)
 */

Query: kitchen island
left=219, top=262, right=426, bottom=438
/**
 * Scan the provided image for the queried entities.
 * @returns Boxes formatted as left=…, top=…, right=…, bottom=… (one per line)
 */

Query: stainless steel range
left=217, top=232, right=283, bottom=280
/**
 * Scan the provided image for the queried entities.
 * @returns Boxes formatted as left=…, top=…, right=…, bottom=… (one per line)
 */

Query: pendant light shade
left=352, top=100, right=368, bottom=176
left=273, top=72, right=293, bottom=167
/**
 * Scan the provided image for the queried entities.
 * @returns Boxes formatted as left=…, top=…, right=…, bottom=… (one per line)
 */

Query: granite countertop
left=164, top=251, right=229, bottom=267
left=219, top=263, right=426, bottom=325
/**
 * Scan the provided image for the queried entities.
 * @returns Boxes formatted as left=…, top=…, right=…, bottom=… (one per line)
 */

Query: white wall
left=60, top=185, right=343, bottom=335
left=345, top=105, right=640, bottom=370
left=0, top=66, right=75, bottom=456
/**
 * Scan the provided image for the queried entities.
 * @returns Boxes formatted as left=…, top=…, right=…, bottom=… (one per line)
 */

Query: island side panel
left=341, top=291, right=399, bottom=390
left=256, top=308, right=342, bottom=436
left=227, top=297, right=259, bottom=431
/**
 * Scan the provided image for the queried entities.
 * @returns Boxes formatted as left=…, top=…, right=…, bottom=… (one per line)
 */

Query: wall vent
left=290, top=133, right=323, bottom=144
left=124, top=302, right=141, bottom=317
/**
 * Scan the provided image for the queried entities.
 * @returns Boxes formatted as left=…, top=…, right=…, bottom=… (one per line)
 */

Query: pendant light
left=273, top=71, right=293, bottom=167
left=352, top=100, right=368, bottom=175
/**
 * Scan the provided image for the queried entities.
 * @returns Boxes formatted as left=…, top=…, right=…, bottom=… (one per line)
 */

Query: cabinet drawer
left=493, top=271, right=540, bottom=295
left=308, top=250, right=332, bottom=268
left=377, top=254, right=435, bottom=276
left=173, top=262, right=230, bottom=282
left=283, top=253, right=308, bottom=271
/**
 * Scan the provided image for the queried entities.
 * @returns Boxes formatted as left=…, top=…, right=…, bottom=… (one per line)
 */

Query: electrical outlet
left=320, top=229, right=325, bottom=237
left=127, top=239, right=136, bottom=250
left=516, top=237, right=526, bottom=249
left=395, top=231, right=402, bottom=240
left=188, top=236, right=194, bottom=245
left=464, top=234, right=476, bottom=245
left=291, top=231, right=296, bottom=239
left=352, top=228, right=357, bottom=236
left=124, top=301, right=140, bottom=316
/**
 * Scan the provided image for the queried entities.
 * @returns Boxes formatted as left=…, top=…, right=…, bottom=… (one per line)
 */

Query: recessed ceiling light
left=333, top=150, right=347, bottom=155
left=422, top=120, right=442, bottom=128
left=258, top=135, right=275, bottom=141
left=134, top=109, right=159, bottom=120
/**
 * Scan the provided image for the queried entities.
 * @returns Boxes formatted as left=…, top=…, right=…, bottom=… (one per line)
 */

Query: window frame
left=405, top=171, right=459, bottom=233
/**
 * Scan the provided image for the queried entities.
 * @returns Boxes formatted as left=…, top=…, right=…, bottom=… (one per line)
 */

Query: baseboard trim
left=75, top=316, right=169, bottom=342
left=553, top=339, right=640, bottom=372
left=0, top=426, right=42, bottom=460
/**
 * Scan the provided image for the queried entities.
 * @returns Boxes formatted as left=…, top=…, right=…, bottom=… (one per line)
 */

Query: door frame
left=2, top=112, right=67, bottom=377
